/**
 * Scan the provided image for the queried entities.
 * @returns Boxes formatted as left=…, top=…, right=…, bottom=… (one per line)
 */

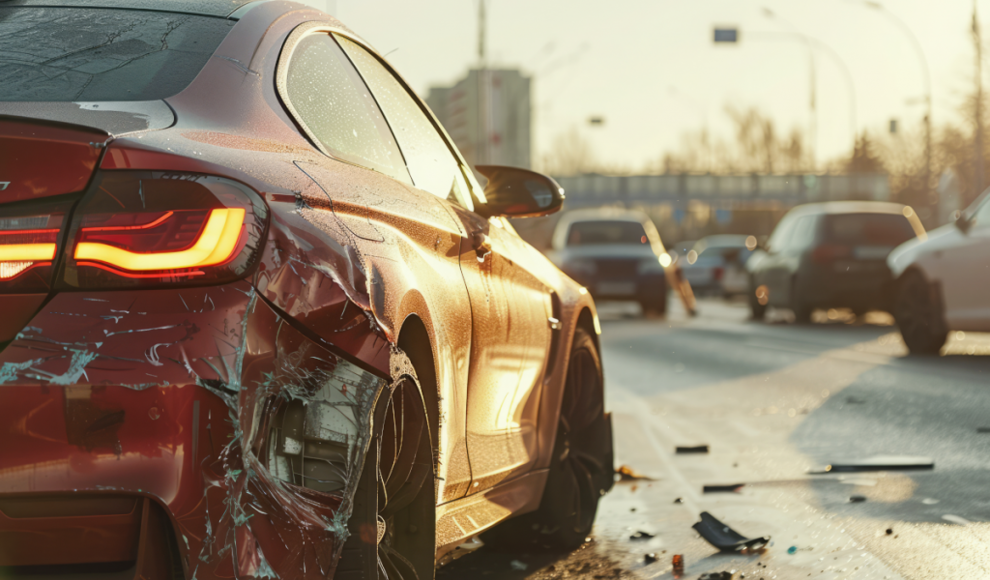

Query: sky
left=294, top=0, right=990, bottom=172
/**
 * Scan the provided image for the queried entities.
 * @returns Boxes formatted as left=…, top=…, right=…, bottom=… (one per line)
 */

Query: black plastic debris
left=849, top=495, right=867, bottom=503
left=845, top=396, right=866, bottom=404
left=676, top=444, right=709, bottom=454
left=692, top=512, right=770, bottom=553
left=703, top=483, right=745, bottom=493
left=977, top=427, right=990, bottom=433
left=630, top=530, right=656, bottom=540
left=644, top=553, right=658, bottom=563
left=674, top=497, right=684, bottom=504
left=698, top=573, right=736, bottom=580
left=809, top=455, right=934, bottom=474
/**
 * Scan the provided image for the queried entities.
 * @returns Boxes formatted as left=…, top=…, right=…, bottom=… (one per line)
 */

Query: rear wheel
left=791, top=279, right=813, bottom=324
left=338, top=367, right=435, bottom=580
left=894, top=270, right=947, bottom=355
left=482, top=327, right=613, bottom=551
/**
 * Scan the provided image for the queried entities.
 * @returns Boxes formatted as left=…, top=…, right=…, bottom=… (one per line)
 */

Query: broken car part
left=692, top=512, right=770, bottom=553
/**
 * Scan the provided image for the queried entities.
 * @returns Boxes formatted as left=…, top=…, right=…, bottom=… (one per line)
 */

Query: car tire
left=641, top=297, right=667, bottom=318
left=482, top=326, right=613, bottom=552
left=337, top=356, right=436, bottom=580
left=749, top=281, right=767, bottom=321
left=791, top=280, right=813, bottom=324
left=894, top=270, right=947, bottom=355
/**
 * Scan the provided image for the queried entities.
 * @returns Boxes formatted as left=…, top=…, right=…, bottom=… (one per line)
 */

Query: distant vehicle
left=747, top=202, right=926, bottom=322
left=551, top=209, right=673, bottom=316
left=888, top=190, right=990, bottom=354
left=680, top=235, right=756, bottom=296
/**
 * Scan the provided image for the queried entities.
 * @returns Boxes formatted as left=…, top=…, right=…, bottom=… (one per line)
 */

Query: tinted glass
left=766, top=215, right=795, bottom=252
left=824, top=213, right=916, bottom=246
left=789, top=216, right=818, bottom=250
left=286, top=34, right=410, bottom=183
left=567, top=221, right=648, bottom=246
left=336, top=35, right=471, bottom=208
left=0, top=7, right=233, bottom=101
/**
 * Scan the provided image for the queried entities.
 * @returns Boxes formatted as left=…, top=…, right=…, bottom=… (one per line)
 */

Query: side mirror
left=955, top=211, right=971, bottom=234
left=474, top=165, right=564, bottom=218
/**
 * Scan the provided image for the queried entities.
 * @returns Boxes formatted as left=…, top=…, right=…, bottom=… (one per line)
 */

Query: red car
left=0, top=2, right=613, bottom=579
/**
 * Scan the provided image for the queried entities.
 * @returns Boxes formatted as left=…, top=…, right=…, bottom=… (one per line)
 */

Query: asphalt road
left=439, top=298, right=990, bottom=579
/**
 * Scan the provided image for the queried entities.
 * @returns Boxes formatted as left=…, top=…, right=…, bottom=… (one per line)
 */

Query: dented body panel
left=0, top=1, right=600, bottom=577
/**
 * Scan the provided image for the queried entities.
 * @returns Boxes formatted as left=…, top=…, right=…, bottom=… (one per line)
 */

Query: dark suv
left=746, top=201, right=926, bottom=322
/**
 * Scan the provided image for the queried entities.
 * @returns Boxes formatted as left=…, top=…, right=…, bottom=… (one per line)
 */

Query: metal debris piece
left=692, top=512, right=770, bottom=553
left=616, top=464, right=655, bottom=481
left=675, top=444, right=709, bottom=454
left=703, top=483, right=745, bottom=493
left=630, top=530, right=656, bottom=540
left=809, top=455, right=934, bottom=474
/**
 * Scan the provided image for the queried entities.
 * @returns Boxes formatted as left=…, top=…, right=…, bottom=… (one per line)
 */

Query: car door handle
left=471, top=231, right=492, bottom=260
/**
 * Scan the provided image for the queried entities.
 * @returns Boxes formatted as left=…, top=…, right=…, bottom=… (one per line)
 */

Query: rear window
left=567, top=221, right=648, bottom=246
left=0, top=7, right=233, bottom=101
left=824, top=213, right=916, bottom=246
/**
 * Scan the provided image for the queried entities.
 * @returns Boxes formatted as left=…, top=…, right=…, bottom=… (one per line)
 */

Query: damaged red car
left=0, top=1, right=613, bottom=579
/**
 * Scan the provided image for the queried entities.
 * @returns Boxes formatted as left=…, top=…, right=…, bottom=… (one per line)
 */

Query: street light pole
left=761, top=8, right=817, bottom=171
left=860, top=1, right=933, bottom=202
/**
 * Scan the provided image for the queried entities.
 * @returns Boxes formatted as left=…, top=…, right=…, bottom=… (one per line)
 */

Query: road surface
left=439, top=299, right=990, bottom=579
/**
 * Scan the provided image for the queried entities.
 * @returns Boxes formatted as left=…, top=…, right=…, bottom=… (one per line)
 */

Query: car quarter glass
left=335, top=34, right=474, bottom=209
left=284, top=32, right=411, bottom=183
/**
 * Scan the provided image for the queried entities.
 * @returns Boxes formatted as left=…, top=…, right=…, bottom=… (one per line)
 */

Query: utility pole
left=974, top=0, right=986, bottom=194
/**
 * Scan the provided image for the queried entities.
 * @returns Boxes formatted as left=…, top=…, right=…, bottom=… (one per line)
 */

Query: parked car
left=680, top=235, right=755, bottom=296
left=888, top=189, right=990, bottom=354
left=0, top=2, right=614, bottom=579
left=747, top=202, right=925, bottom=322
left=550, top=209, right=672, bottom=316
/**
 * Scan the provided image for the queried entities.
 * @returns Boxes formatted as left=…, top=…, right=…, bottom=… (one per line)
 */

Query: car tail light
left=0, top=198, right=74, bottom=293
left=712, top=267, right=724, bottom=282
left=811, top=244, right=852, bottom=264
left=61, top=171, right=268, bottom=290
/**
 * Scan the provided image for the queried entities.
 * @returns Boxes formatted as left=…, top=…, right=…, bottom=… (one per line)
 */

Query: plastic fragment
left=630, top=530, right=655, bottom=540
left=692, top=512, right=770, bottom=553
left=673, top=497, right=683, bottom=504
left=977, top=427, right=990, bottom=433
left=849, top=495, right=867, bottom=503
left=616, top=464, right=655, bottom=481
left=699, top=573, right=736, bottom=580
left=510, top=560, right=528, bottom=571
left=644, top=552, right=658, bottom=563
left=675, top=444, right=709, bottom=454
left=787, top=545, right=797, bottom=554
left=671, top=553, right=684, bottom=577
left=703, top=483, right=744, bottom=493
left=808, top=455, right=934, bottom=474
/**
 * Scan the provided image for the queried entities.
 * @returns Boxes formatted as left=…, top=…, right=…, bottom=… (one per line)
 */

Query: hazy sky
left=294, top=0, right=989, bottom=172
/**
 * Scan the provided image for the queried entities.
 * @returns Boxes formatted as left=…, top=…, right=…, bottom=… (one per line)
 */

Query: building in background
left=426, top=68, right=532, bottom=169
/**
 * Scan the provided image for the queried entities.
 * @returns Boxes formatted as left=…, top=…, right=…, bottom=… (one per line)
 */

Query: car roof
left=696, top=234, right=749, bottom=248
left=789, top=201, right=907, bottom=217
left=2, top=0, right=267, bottom=18
left=552, top=208, right=665, bottom=251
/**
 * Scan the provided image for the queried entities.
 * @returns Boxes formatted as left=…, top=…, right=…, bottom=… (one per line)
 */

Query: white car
left=888, top=193, right=990, bottom=353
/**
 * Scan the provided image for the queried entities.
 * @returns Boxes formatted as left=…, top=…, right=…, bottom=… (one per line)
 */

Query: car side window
left=789, top=216, right=818, bottom=251
left=335, top=34, right=473, bottom=210
left=766, top=216, right=795, bottom=253
left=284, top=33, right=411, bottom=183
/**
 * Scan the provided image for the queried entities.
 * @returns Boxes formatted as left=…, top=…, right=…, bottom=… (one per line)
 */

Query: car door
left=336, top=37, right=552, bottom=494
left=758, top=214, right=797, bottom=306
left=277, top=29, right=475, bottom=502
left=939, top=196, right=990, bottom=326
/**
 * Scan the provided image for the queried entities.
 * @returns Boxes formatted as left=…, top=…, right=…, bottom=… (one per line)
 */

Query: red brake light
left=0, top=200, right=72, bottom=293
left=812, top=244, right=852, bottom=264
left=62, top=172, right=267, bottom=289
left=712, top=266, right=724, bottom=282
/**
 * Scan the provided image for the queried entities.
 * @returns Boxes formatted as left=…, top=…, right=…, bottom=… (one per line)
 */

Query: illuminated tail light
left=61, top=171, right=267, bottom=289
left=0, top=200, right=72, bottom=293
left=712, top=267, right=724, bottom=282
left=812, top=244, right=852, bottom=265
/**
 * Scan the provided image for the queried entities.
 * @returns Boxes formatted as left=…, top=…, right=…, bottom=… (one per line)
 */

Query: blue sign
left=715, top=209, right=732, bottom=224
left=673, top=208, right=686, bottom=224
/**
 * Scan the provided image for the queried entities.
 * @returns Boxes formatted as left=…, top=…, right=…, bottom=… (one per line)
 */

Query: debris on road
left=942, top=514, right=971, bottom=526
left=674, top=497, right=684, bottom=503
left=703, top=483, right=745, bottom=493
left=510, top=560, right=528, bottom=571
left=675, top=444, right=710, bottom=454
left=849, top=495, right=867, bottom=503
left=644, top=553, right=658, bottom=564
left=692, top=512, right=771, bottom=553
left=809, top=455, right=934, bottom=474
left=698, top=573, right=737, bottom=580
left=616, top=464, right=655, bottom=481
left=977, top=427, right=990, bottom=433
left=787, top=546, right=797, bottom=554
left=630, top=531, right=656, bottom=540
left=671, top=554, right=684, bottom=577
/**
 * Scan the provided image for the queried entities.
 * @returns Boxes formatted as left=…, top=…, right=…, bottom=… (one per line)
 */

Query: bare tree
left=539, top=126, right=598, bottom=176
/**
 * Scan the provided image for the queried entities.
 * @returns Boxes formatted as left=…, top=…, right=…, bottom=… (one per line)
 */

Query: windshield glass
left=0, top=7, right=233, bottom=101
left=566, top=220, right=648, bottom=246
left=824, top=213, right=916, bottom=246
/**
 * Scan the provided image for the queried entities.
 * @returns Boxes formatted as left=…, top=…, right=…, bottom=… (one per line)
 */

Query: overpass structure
left=555, top=173, right=890, bottom=208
